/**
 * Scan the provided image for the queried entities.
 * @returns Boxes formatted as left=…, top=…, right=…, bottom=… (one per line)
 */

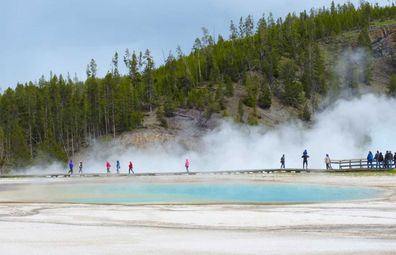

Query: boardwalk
left=0, top=166, right=392, bottom=178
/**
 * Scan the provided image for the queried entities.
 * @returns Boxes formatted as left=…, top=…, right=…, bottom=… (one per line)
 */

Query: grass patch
left=331, top=169, right=396, bottom=177
left=371, top=19, right=396, bottom=27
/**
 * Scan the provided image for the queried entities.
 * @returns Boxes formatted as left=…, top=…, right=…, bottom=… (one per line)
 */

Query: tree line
left=1, top=1, right=396, bottom=170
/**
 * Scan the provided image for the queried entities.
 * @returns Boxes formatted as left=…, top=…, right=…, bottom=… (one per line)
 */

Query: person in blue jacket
left=68, top=160, right=73, bottom=174
left=116, top=160, right=121, bottom=174
left=367, top=151, right=374, bottom=169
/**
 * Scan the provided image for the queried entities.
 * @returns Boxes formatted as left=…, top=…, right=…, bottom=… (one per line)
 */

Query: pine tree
left=0, top=127, right=5, bottom=171
left=243, top=74, right=258, bottom=108
left=284, top=81, right=305, bottom=108
left=112, top=52, right=120, bottom=78
left=88, top=59, right=97, bottom=78
left=229, top=21, right=238, bottom=40
left=247, top=112, right=258, bottom=125
left=258, top=83, right=272, bottom=109
left=10, top=124, right=30, bottom=166
left=143, top=49, right=155, bottom=112
left=238, top=99, right=244, bottom=123
left=244, top=15, right=254, bottom=37
left=388, top=75, right=396, bottom=97
left=300, top=103, right=311, bottom=121
left=357, top=26, right=372, bottom=50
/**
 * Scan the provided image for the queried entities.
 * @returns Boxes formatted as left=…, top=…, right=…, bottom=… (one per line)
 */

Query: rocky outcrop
left=370, top=24, right=396, bottom=58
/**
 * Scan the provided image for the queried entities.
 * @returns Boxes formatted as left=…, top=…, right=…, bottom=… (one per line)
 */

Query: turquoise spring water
left=55, top=182, right=382, bottom=204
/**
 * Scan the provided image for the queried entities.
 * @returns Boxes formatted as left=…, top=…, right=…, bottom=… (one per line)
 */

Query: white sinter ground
left=1, top=174, right=396, bottom=255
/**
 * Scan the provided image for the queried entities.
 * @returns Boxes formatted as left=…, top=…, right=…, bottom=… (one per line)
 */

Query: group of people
left=67, top=159, right=190, bottom=175
left=67, top=150, right=396, bottom=174
left=68, top=160, right=83, bottom=174
left=367, top=151, right=396, bottom=169
left=280, top=150, right=396, bottom=170
left=105, top=160, right=135, bottom=174
left=280, top=150, right=321, bottom=170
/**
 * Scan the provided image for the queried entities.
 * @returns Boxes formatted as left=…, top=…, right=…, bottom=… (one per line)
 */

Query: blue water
left=58, top=182, right=382, bottom=204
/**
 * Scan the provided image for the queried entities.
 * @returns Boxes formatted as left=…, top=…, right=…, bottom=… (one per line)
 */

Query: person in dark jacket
left=280, top=155, right=285, bottom=169
left=374, top=151, right=380, bottom=168
left=79, top=162, right=83, bottom=174
left=394, top=153, right=396, bottom=169
left=388, top=151, right=392, bottom=168
left=367, top=151, right=374, bottom=169
left=385, top=151, right=389, bottom=168
left=302, top=150, right=309, bottom=169
left=386, top=151, right=392, bottom=169
left=378, top=152, right=384, bottom=168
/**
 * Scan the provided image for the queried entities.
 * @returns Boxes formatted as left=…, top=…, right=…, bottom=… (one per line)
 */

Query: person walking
left=106, top=161, right=111, bottom=173
left=128, top=161, right=134, bottom=175
left=302, top=150, right=309, bottom=169
left=185, top=159, right=190, bottom=174
left=68, top=160, right=74, bottom=174
left=116, top=160, right=120, bottom=174
left=388, top=151, right=393, bottom=169
left=367, top=151, right=374, bottom=169
left=280, top=154, right=285, bottom=169
left=79, top=161, right=83, bottom=174
left=324, top=154, right=332, bottom=170
left=374, top=150, right=380, bottom=168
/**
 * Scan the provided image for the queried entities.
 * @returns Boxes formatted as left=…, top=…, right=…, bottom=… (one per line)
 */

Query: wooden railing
left=330, top=159, right=393, bottom=170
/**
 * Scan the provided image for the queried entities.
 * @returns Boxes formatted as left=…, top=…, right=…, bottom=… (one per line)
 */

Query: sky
left=0, top=0, right=392, bottom=90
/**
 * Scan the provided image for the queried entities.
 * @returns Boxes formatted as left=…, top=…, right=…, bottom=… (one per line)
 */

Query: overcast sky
left=0, top=0, right=392, bottom=90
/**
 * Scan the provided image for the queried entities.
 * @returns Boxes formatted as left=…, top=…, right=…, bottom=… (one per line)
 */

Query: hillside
left=0, top=2, right=396, bottom=171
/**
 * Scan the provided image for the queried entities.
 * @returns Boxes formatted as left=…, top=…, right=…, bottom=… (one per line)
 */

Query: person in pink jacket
left=185, top=159, right=190, bottom=173
left=106, top=161, right=111, bottom=173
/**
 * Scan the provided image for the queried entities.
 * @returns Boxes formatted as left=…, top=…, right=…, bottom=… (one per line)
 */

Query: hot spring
left=0, top=177, right=383, bottom=204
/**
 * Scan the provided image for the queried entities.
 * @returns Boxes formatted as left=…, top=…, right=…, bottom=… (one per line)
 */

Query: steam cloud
left=70, top=94, right=395, bottom=173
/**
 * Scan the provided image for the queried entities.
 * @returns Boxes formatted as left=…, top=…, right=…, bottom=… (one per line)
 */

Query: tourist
left=106, top=161, right=111, bottom=173
left=367, top=151, right=374, bottom=169
left=116, top=160, right=120, bottom=174
left=79, top=161, right=83, bottom=174
left=386, top=151, right=392, bottom=169
left=280, top=154, right=285, bottom=169
left=378, top=152, right=384, bottom=168
left=374, top=150, right=380, bottom=168
left=302, top=150, right=309, bottom=169
left=385, top=151, right=389, bottom=169
left=394, top=153, right=396, bottom=169
left=388, top=151, right=393, bottom=169
left=68, top=160, right=73, bottom=174
left=325, top=154, right=332, bottom=170
left=128, top=161, right=134, bottom=175
left=185, top=159, right=190, bottom=173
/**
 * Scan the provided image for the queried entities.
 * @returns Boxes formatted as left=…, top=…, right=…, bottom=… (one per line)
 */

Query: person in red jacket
left=106, top=161, right=111, bottom=173
left=128, top=161, right=134, bottom=175
left=185, top=159, right=190, bottom=174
